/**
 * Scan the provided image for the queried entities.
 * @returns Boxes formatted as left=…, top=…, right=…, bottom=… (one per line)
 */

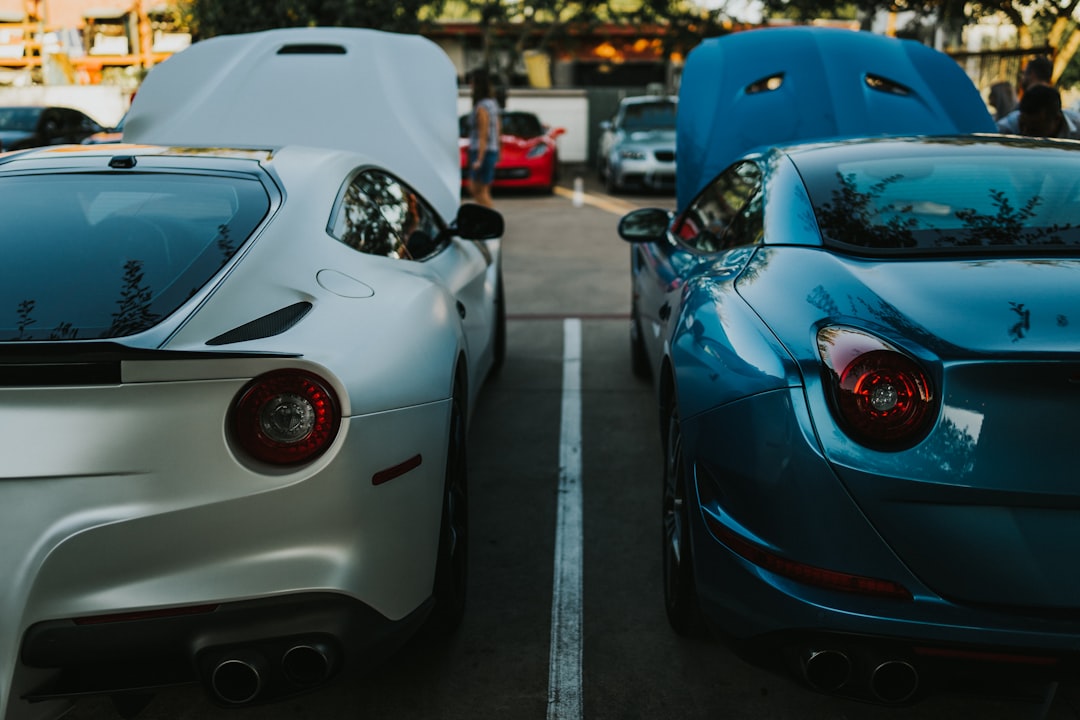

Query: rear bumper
left=0, top=379, right=452, bottom=719
left=692, top=510, right=1080, bottom=703
left=683, top=390, right=1080, bottom=703
left=18, top=592, right=429, bottom=706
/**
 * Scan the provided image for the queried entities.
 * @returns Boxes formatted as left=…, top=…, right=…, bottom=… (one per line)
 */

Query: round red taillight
left=232, top=370, right=340, bottom=465
left=818, top=328, right=935, bottom=450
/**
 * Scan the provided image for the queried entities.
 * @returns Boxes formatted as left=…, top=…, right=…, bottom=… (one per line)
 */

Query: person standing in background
left=468, top=68, right=501, bottom=208
left=988, top=80, right=1018, bottom=121
left=997, top=55, right=1054, bottom=133
left=1016, top=84, right=1080, bottom=139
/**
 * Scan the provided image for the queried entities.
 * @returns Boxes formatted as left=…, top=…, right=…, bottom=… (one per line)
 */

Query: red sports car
left=460, top=110, right=565, bottom=193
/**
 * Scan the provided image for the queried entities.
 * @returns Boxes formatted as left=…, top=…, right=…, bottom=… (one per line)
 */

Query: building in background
left=0, top=0, right=190, bottom=85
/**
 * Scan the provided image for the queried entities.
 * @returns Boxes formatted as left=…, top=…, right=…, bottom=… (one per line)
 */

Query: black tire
left=545, top=156, right=559, bottom=194
left=605, top=163, right=621, bottom=194
left=490, top=267, right=507, bottom=375
left=662, top=395, right=703, bottom=635
left=426, top=383, right=469, bottom=635
left=630, top=305, right=650, bottom=380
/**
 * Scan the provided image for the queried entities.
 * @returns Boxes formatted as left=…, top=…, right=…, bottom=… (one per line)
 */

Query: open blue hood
left=676, top=27, right=996, bottom=211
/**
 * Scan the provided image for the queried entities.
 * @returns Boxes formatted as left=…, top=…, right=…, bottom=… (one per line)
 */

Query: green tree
left=185, top=0, right=728, bottom=89
left=449, top=0, right=728, bottom=83
left=188, top=0, right=446, bottom=38
left=754, top=0, right=1080, bottom=87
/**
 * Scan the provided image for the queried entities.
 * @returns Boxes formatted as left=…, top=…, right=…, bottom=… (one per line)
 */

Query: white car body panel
left=124, top=27, right=461, bottom=224
left=0, top=28, right=500, bottom=720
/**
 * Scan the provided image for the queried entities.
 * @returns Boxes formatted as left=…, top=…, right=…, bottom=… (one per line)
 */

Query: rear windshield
left=2, top=172, right=270, bottom=341
left=799, top=141, right=1080, bottom=255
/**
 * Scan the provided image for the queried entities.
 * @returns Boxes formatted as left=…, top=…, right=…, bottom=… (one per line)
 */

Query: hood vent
left=278, top=43, right=346, bottom=55
left=207, top=302, right=313, bottom=346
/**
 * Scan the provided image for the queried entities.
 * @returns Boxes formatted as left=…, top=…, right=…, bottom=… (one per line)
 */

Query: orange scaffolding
left=0, top=0, right=186, bottom=82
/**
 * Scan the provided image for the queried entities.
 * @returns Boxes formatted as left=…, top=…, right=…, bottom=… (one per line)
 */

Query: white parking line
left=547, top=318, right=583, bottom=720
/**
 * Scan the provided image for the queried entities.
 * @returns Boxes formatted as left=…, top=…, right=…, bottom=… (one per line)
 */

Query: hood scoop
left=207, top=302, right=312, bottom=346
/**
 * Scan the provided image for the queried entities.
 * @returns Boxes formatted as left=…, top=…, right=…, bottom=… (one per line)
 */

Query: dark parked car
left=0, top=105, right=105, bottom=151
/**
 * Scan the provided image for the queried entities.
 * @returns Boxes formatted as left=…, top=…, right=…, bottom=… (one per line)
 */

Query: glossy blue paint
left=669, top=272, right=800, bottom=420
left=676, top=27, right=996, bottom=211
left=629, top=24, right=1080, bottom=701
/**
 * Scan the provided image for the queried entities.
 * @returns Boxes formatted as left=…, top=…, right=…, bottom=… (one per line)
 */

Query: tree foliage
left=187, top=0, right=443, bottom=37
left=184, top=0, right=1080, bottom=90
left=754, top=0, right=1080, bottom=88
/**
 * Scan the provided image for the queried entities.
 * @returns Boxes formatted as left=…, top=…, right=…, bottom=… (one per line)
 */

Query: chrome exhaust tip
left=870, top=659, right=919, bottom=704
left=210, top=653, right=265, bottom=705
left=282, top=642, right=337, bottom=687
left=801, top=649, right=851, bottom=693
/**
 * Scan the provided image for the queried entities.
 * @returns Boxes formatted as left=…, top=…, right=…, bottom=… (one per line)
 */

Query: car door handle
left=659, top=302, right=671, bottom=321
left=456, top=301, right=467, bottom=319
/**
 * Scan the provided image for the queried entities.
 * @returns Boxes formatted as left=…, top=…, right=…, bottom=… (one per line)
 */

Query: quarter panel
left=684, top=388, right=926, bottom=611
left=167, top=229, right=465, bottom=416
left=670, top=267, right=801, bottom=421
left=0, top=370, right=451, bottom=720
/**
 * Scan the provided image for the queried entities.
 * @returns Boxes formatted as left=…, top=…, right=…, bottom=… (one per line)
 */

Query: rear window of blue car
left=799, top=140, right=1080, bottom=255
left=2, top=172, right=270, bottom=341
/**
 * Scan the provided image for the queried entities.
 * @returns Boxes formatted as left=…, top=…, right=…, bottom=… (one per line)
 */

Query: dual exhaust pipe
left=206, top=640, right=339, bottom=705
left=801, top=648, right=919, bottom=704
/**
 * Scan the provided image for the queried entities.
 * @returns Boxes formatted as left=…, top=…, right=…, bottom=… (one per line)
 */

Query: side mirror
left=618, top=207, right=671, bottom=244
left=454, top=203, right=504, bottom=240
left=599, top=120, right=612, bottom=132
left=551, top=127, right=566, bottom=138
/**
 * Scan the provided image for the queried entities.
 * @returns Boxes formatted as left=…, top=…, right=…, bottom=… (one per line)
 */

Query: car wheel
left=630, top=304, right=650, bottom=380
left=662, top=395, right=703, bottom=635
left=546, top=156, right=559, bottom=194
left=490, top=266, right=507, bottom=375
left=426, top=381, right=469, bottom=635
left=605, top=162, right=621, bottom=195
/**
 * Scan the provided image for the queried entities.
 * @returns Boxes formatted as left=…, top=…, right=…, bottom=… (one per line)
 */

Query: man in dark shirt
left=996, top=55, right=1054, bottom=134
left=1016, top=84, right=1080, bottom=139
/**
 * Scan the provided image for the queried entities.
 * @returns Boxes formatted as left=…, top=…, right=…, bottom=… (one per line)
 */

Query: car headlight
left=619, top=149, right=646, bottom=160
left=526, top=144, right=550, bottom=159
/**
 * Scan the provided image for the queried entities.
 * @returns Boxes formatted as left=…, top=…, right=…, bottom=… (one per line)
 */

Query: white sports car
left=0, top=28, right=504, bottom=720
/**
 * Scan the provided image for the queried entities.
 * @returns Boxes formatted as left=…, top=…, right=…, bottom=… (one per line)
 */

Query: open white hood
left=124, top=27, right=461, bottom=222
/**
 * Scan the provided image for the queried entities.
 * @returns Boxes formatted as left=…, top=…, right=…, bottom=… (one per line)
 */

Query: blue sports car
left=620, top=27, right=1080, bottom=705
